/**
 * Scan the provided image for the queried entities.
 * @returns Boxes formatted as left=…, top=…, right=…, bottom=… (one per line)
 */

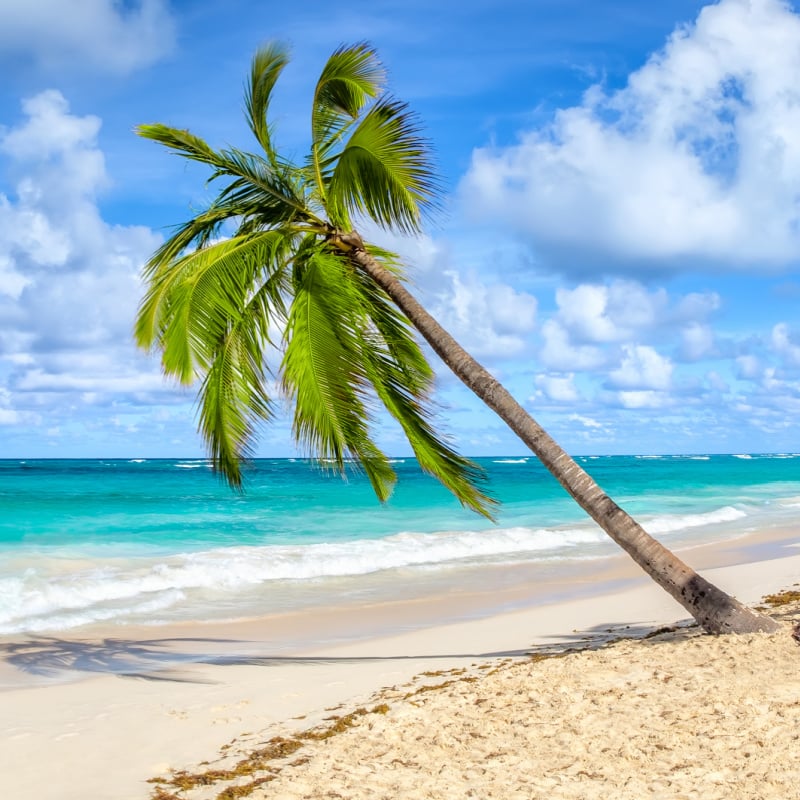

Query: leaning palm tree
left=136, top=42, right=778, bottom=635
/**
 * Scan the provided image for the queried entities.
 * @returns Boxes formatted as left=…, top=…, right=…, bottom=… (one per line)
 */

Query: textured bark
left=347, top=241, right=779, bottom=635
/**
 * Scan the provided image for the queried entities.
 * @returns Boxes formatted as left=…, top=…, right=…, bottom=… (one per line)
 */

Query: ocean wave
left=0, top=525, right=606, bottom=633
left=492, top=459, right=528, bottom=464
left=733, top=454, right=753, bottom=459
left=642, top=505, right=747, bottom=535
left=2, top=589, right=186, bottom=635
left=0, top=501, right=763, bottom=634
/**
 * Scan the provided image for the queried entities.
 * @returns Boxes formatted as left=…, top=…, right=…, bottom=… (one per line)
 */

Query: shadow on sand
left=0, top=613, right=704, bottom=685
left=0, top=635, right=542, bottom=684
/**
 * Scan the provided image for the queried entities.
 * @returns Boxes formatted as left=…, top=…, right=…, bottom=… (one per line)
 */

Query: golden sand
left=151, top=601, right=800, bottom=800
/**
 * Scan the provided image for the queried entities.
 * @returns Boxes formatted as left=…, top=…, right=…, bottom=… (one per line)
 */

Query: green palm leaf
left=136, top=125, right=310, bottom=222
left=309, top=43, right=384, bottom=202
left=136, top=232, right=290, bottom=383
left=196, top=300, right=273, bottom=488
left=136, top=40, right=487, bottom=512
left=350, top=257, right=495, bottom=517
left=281, top=247, right=396, bottom=499
left=326, top=97, right=439, bottom=233
left=245, top=43, right=290, bottom=156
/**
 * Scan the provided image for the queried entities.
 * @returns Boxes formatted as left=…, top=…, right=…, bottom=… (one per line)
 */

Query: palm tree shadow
left=0, top=636, right=535, bottom=684
left=2, top=614, right=713, bottom=685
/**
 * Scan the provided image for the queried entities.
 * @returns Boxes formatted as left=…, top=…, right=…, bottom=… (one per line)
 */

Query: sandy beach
left=2, top=529, right=798, bottom=800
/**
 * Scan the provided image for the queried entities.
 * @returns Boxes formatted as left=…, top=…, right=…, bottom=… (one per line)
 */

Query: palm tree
left=135, top=42, right=778, bottom=635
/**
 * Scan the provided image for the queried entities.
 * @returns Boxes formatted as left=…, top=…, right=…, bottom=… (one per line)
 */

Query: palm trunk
left=346, top=241, right=779, bottom=635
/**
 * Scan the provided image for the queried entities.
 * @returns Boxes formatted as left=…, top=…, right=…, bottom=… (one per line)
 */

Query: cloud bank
left=0, top=0, right=175, bottom=75
left=462, top=0, right=800, bottom=272
left=0, top=91, right=193, bottom=452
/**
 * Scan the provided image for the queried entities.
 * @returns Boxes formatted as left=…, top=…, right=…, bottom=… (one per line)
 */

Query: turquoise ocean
left=2, top=454, right=799, bottom=636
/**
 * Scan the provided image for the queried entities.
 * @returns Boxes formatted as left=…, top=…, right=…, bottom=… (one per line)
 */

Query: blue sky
left=1, top=0, right=800, bottom=459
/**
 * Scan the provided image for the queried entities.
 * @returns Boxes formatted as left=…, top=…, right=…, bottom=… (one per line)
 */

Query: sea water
left=1, top=454, right=799, bottom=635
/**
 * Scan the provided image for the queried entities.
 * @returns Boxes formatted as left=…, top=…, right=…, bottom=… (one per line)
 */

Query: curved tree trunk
left=344, top=238, right=779, bottom=635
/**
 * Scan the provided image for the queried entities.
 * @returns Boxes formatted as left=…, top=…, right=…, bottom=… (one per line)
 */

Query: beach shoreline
left=3, top=521, right=797, bottom=692
left=1, top=525, right=798, bottom=799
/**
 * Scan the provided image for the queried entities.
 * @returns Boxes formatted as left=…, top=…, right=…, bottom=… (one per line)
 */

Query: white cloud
left=608, top=345, right=674, bottom=391
left=432, top=271, right=537, bottom=358
left=681, top=322, right=716, bottom=361
left=461, top=0, right=800, bottom=271
left=0, top=408, right=21, bottom=425
left=771, top=322, right=800, bottom=366
left=534, top=373, right=578, bottom=403
left=736, top=354, right=763, bottom=379
left=617, top=390, right=672, bottom=409
left=567, top=413, right=610, bottom=432
left=554, top=281, right=669, bottom=343
left=539, top=319, right=606, bottom=371
left=0, top=91, right=180, bottom=448
left=369, top=227, right=539, bottom=360
left=0, top=0, right=175, bottom=75
left=538, top=278, right=719, bottom=376
left=706, top=370, right=730, bottom=393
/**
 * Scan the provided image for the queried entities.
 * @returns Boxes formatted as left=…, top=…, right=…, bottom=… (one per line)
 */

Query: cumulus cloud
left=771, top=322, right=800, bottom=367
left=533, top=373, right=579, bottom=403
left=736, top=354, right=763, bottom=380
left=607, top=345, right=674, bottom=391
left=0, top=0, right=175, bottom=75
left=430, top=270, right=537, bottom=358
left=461, top=0, right=800, bottom=272
left=368, top=228, right=539, bottom=361
left=539, top=319, right=606, bottom=371
left=616, top=390, right=673, bottom=410
left=681, top=323, right=717, bottom=361
left=538, top=278, right=721, bottom=376
left=0, top=91, right=188, bottom=450
left=553, top=281, right=671, bottom=343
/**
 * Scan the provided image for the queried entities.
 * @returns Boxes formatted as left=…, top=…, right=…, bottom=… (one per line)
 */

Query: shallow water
left=2, top=454, right=799, bottom=634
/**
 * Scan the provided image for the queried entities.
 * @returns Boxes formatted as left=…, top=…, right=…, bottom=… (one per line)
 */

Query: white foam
left=643, top=505, right=747, bottom=535
left=492, top=459, right=528, bottom=464
left=0, top=525, right=607, bottom=633
left=733, top=454, right=753, bottom=459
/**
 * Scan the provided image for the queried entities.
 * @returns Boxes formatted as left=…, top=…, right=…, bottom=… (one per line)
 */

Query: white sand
left=257, top=626, right=800, bottom=800
left=1, top=535, right=798, bottom=800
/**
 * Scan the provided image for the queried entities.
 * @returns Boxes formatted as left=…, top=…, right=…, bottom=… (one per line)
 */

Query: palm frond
left=245, top=42, right=290, bottom=155
left=350, top=259, right=496, bottom=518
left=137, top=123, right=222, bottom=169
left=137, top=125, right=311, bottom=222
left=138, top=205, right=243, bottom=292
left=327, top=97, right=440, bottom=233
left=366, top=347, right=496, bottom=518
left=196, top=301, right=273, bottom=489
left=137, top=41, right=490, bottom=515
left=214, top=146, right=310, bottom=220
left=281, top=248, right=396, bottom=500
left=135, top=231, right=291, bottom=383
left=309, top=43, right=384, bottom=201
